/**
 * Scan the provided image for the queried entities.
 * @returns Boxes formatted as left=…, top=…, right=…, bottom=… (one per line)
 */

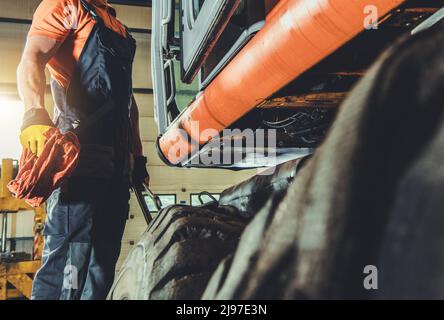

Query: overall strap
left=80, top=0, right=101, bottom=22
left=73, top=99, right=115, bottom=136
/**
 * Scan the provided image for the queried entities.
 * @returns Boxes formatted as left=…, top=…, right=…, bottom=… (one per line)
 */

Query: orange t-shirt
left=28, top=0, right=127, bottom=89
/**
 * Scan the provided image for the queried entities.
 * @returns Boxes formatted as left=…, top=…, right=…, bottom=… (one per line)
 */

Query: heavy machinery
left=0, top=159, right=45, bottom=300
left=152, top=0, right=443, bottom=168
left=109, top=0, right=444, bottom=299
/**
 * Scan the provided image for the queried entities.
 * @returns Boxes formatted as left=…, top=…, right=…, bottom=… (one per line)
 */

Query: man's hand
left=133, top=155, right=150, bottom=190
left=143, top=174, right=150, bottom=188
left=20, top=108, right=54, bottom=157
left=20, top=125, right=53, bottom=157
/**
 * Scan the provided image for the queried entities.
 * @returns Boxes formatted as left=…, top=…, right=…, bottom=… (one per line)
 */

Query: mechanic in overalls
left=16, top=0, right=149, bottom=299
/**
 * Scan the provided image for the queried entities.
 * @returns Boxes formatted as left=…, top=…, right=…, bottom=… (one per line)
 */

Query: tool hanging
left=132, top=183, right=162, bottom=225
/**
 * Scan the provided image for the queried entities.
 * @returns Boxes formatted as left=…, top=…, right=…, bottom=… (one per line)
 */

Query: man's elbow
left=19, top=36, right=58, bottom=69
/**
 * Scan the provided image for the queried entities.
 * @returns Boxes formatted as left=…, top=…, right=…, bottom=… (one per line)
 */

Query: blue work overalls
left=31, top=0, right=137, bottom=300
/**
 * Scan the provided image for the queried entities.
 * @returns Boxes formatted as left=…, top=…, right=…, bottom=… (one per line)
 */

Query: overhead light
left=0, top=84, right=20, bottom=101
left=0, top=96, right=24, bottom=161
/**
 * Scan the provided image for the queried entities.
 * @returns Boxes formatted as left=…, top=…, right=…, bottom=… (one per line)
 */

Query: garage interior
left=1, top=0, right=444, bottom=301
left=0, top=0, right=255, bottom=299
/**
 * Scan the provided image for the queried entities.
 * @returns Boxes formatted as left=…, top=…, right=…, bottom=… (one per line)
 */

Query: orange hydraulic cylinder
left=159, top=0, right=406, bottom=165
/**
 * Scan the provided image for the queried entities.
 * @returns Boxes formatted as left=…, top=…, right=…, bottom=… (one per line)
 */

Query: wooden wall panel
left=132, top=33, right=152, bottom=89
left=142, top=142, right=164, bottom=166
left=113, top=4, right=152, bottom=30
left=0, top=0, right=41, bottom=20
left=134, top=93, right=154, bottom=117
left=0, top=24, right=28, bottom=85
left=139, top=116, right=160, bottom=141
left=147, top=166, right=255, bottom=190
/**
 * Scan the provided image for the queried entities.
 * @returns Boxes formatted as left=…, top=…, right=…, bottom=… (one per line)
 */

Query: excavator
left=108, top=0, right=444, bottom=299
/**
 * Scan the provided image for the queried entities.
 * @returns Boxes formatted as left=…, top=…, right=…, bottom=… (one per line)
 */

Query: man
left=17, top=0, right=149, bottom=299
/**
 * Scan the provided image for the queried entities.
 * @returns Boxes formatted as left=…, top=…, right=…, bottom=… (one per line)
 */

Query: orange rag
left=7, top=127, right=81, bottom=207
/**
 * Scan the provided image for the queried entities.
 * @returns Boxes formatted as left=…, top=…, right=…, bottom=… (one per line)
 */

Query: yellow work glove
left=20, top=125, right=53, bottom=157
left=20, top=108, right=55, bottom=157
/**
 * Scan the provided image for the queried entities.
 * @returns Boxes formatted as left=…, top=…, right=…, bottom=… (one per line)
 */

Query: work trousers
left=31, top=177, right=129, bottom=300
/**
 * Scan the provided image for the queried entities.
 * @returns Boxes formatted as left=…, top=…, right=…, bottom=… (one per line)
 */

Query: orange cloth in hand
left=8, top=128, right=81, bottom=207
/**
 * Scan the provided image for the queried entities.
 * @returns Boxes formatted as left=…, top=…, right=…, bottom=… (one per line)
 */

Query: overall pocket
left=72, top=144, right=116, bottom=179
left=97, top=28, right=136, bottom=96
left=44, top=189, right=68, bottom=236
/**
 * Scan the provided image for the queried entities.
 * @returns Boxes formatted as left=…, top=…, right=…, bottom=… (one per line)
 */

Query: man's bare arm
left=17, top=35, right=62, bottom=112
left=17, top=35, right=62, bottom=155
